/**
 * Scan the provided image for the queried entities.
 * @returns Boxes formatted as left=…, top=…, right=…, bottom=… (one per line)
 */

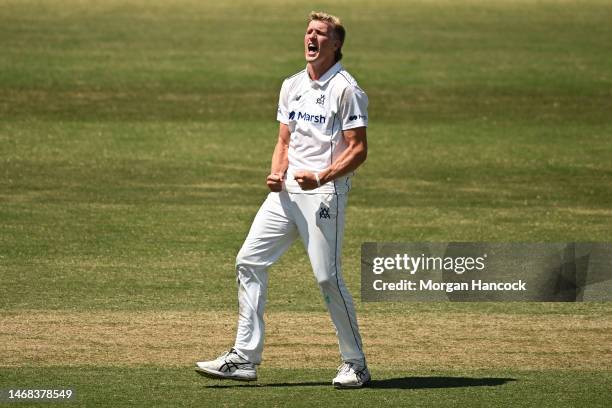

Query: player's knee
left=235, top=251, right=250, bottom=280
left=316, top=275, right=334, bottom=289
left=235, top=249, right=262, bottom=278
left=316, top=269, right=348, bottom=293
left=235, top=250, right=246, bottom=269
left=235, top=246, right=253, bottom=269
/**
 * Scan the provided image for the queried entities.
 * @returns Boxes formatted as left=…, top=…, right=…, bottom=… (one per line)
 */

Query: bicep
left=343, top=127, right=367, bottom=151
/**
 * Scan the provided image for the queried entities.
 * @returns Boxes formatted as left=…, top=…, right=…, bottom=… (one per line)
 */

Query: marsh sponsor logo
left=289, top=111, right=326, bottom=124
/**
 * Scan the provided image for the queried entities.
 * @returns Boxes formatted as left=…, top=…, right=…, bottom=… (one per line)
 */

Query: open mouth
left=307, top=43, right=318, bottom=54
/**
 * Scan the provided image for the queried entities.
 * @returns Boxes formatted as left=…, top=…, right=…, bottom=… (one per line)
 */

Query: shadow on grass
left=368, top=377, right=516, bottom=389
left=202, top=376, right=516, bottom=389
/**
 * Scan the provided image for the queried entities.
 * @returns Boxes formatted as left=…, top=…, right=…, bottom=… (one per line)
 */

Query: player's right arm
left=266, top=123, right=290, bottom=192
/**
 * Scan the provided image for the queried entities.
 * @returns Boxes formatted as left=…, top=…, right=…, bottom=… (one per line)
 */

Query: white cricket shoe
left=195, top=348, right=257, bottom=381
left=332, top=361, right=371, bottom=388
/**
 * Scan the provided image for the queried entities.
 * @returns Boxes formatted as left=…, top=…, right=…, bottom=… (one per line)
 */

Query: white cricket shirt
left=276, top=62, right=368, bottom=194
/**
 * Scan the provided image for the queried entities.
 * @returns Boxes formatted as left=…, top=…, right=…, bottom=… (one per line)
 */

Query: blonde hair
left=308, top=11, right=345, bottom=61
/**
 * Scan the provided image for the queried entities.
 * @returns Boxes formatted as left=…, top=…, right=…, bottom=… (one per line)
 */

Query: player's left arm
left=293, top=127, right=367, bottom=190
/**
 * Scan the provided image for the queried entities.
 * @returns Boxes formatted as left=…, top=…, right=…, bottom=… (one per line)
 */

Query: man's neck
left=307, top=59, right=337, bottom=80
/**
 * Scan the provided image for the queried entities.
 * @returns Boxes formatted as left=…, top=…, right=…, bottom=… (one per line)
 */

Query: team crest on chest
left=316, top=94, right=326, bottom=106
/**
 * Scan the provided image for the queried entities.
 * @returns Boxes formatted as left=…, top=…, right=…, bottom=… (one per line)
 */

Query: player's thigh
left=293, top=193, right=348, bottom=280
left=237, top=192, right=299, bottom=267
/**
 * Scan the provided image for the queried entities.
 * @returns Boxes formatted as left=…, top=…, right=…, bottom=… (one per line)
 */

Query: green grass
left=1, top=367, right=611, bottom=408
left=1, top=0, right=611, bottom=406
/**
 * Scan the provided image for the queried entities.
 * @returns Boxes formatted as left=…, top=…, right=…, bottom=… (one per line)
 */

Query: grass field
left=1, top=0, right=611, bottom=406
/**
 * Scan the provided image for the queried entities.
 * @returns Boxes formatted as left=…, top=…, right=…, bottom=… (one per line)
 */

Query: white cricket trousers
left=233, top=191, right=365, bottom=365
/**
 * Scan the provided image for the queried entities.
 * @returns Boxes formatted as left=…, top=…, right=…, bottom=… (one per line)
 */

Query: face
left=304, top=20, right=340, bottom=65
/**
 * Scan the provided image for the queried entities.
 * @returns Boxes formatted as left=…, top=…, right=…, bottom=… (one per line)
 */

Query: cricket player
left=196, top=11, right=370, bottom=388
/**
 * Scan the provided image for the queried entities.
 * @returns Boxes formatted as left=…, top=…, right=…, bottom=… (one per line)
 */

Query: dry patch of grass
left=1, top=310, right=610, bottom=370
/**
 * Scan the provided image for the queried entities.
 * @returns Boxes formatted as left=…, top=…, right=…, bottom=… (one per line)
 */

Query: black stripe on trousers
left=333, top=192, right=362, bottom=353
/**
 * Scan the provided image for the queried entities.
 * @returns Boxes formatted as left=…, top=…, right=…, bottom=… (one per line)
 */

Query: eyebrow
left=306, top=27, right=328, bottom=35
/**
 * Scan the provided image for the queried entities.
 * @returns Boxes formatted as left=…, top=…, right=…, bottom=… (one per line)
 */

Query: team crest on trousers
left=319, top=205, right=331, bottom=219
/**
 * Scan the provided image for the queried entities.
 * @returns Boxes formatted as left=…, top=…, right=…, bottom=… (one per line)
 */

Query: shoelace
left=337, top=362, right=367, bottom=379
left=210, top=349, right=237, bottom=364
left=223, top=349, right=252, bottom=365
left=219, top=348, right=239, bottom=359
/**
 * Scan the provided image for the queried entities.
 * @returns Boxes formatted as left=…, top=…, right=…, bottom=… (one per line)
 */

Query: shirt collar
left=307, top=61, right=343, bottom=89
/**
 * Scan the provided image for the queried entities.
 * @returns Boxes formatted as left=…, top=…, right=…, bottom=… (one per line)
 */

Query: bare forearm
left=270, top=142, right=288, bottom=175
left=271, top=123, right=290, bottom=175
left=266, top=124, right=291, bottom=192
left=319, top=128, right=367, bottom=184
left=319, top=145, right=366, bottom=184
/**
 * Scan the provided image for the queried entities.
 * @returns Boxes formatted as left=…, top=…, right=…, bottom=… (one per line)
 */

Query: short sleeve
left=340, top=86, right=368, bottom=130
left=276, top=79, right=290, bottom=124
